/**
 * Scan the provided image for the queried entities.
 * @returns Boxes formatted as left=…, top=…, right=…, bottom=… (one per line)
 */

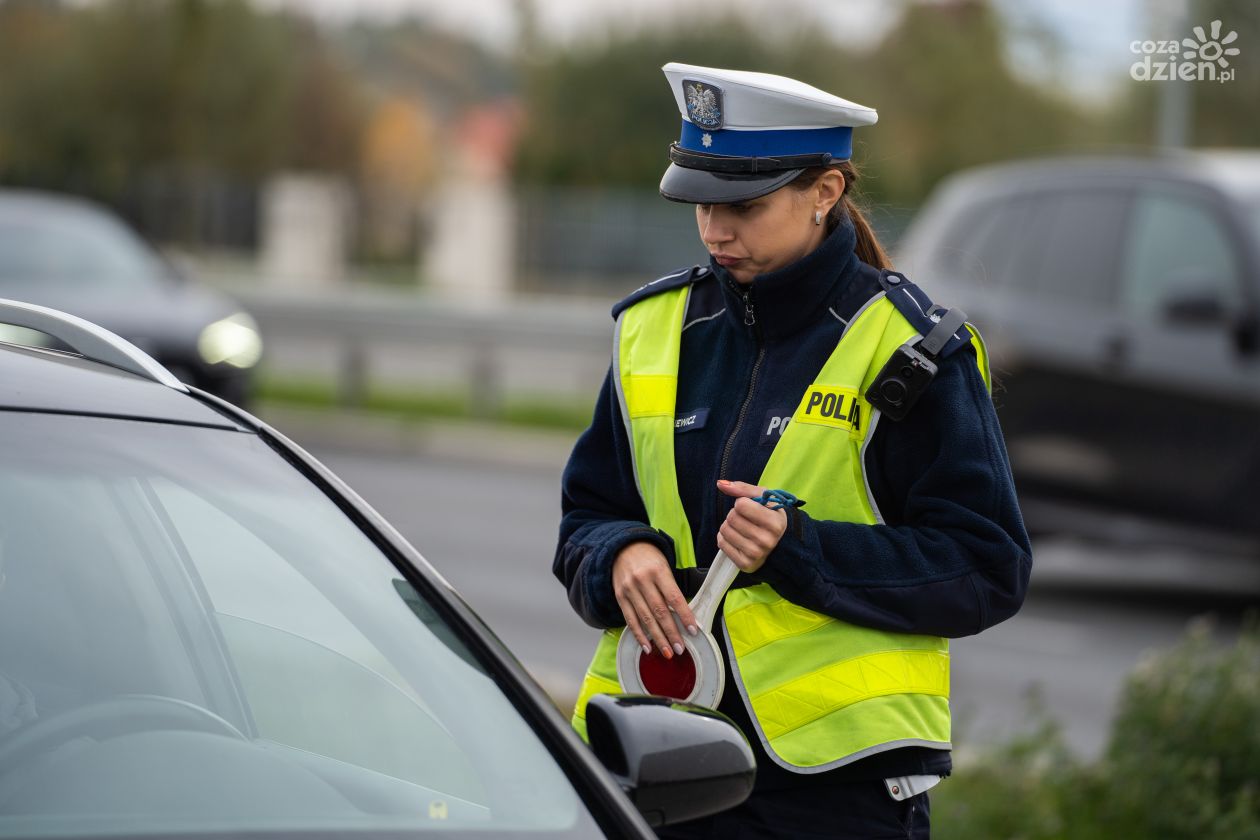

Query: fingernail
left=673, top=642, right=685, bottom=656
left=661, top=645, right=672, bottom=659
left=642, top=644, right=651, bottom=655
left=688, top=624, right=699, bottom=636
left=717, top=479, right=730, bottom=485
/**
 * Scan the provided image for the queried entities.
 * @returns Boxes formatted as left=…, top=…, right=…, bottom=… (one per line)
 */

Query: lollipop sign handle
left=689, top=551, right=739, bottom=631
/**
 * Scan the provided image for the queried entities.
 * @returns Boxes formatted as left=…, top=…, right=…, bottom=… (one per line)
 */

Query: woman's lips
left=713, top=254, right=745, bottom=267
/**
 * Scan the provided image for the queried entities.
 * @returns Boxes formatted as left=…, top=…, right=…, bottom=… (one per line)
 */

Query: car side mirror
left=585, top=694, right=755, bottom=828
left=1162, top=289, right=1228, bottom=326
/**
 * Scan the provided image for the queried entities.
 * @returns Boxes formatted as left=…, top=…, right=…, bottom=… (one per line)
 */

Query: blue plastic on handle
left=755, top=489, right=805, bottom=510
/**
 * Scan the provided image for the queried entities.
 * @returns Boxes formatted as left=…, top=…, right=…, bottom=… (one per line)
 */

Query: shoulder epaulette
left=877, top=270, right=973, bottom=359
left=611, top=265, right=711, bottom=320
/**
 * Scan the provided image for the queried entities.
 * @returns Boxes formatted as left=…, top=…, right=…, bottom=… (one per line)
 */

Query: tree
left=0, top=0, right=363, bottom=195
left=513, top=1, right=1110, bottom=210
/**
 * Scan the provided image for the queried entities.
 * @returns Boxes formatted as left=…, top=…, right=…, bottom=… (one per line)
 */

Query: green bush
left=1103, top=618, right=1260, bottom=838
left=933, top=618, right=1260, bottom=840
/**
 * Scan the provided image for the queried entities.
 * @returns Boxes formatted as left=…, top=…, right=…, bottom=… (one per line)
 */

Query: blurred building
left=423, top=101, right=521, bottom=305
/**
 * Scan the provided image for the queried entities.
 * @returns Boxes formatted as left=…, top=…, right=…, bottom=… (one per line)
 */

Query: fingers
left=727, top=498, right=787, bottom=547
left=718, top=522, right=764, bottom=572
left=731, top=496, right=786, bottom=533
left=615, top=589, right=654, bottom=656
left=723, top=515, right=778, bottom=557
left=717, top=478, right=764, bottom=499
left=664, top=585, right=699, bottom=638
left=612, top=543, right=692, bottom=658
left=619, top=589, right=680, bottom=659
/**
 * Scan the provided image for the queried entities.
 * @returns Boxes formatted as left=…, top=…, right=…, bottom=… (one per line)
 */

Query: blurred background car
left=895, top=150, right=1260, bottom=557
left=0, top=190, right=261, bottom=405
left=0, top=300, right=754, bottom=837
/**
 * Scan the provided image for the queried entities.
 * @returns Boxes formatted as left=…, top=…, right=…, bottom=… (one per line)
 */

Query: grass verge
left=256, top=374, right=593, bottom=432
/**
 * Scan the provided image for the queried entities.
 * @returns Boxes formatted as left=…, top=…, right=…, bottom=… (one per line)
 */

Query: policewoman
left=553, top=63, right=1031, bottom=838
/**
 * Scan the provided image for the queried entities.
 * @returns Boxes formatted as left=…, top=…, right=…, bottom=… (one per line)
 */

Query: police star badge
left=683, top=80, right=723, bottom=130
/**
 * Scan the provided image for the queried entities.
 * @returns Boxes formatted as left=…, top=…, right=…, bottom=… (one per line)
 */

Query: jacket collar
left=709, top=215, right=860, bottom=341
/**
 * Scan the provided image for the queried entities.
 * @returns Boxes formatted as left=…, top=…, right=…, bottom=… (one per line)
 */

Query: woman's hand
left=716, top=480, right=788, bottom=573
left=612, top=541, right=698, bottom=659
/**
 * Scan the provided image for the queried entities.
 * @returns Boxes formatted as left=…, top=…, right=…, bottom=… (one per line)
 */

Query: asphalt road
left=314, top=444, right=1249, bottom=762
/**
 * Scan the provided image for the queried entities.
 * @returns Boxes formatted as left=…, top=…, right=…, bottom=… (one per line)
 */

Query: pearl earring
left=814, top=210, right=823, bottom=226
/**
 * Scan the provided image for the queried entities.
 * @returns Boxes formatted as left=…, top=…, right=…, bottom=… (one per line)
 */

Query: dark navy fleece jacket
left=553, top=218, right=1032, bottom=786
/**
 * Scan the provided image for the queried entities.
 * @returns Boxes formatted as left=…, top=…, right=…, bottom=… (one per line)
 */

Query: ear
left=814, top=169, right=846, bottom=215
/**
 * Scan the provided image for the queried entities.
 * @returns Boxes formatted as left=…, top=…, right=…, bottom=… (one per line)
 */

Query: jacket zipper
left=719, top=283, right=763, bottom=481
left=740, top=286, right=756, bottom=327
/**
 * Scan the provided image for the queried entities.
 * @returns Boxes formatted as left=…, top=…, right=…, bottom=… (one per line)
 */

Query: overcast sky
left=266, top=0, right=901, bottom=47
left=262, top=0, right=1174, bottom=102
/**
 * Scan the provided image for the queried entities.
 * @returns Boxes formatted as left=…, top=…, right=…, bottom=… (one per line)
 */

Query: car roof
left=0, top=187, right=121, bottom=222
left=0, top=186, right=108, bottom=209
left=1189, top=149, right=1260, bottom=201
left=0, top=341, right=243, bottom=429
left=935, top=149, right=1260, bottom=201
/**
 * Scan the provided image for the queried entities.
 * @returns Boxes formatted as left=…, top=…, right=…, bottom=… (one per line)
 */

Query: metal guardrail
left=228, top=286, right=616, bottom=417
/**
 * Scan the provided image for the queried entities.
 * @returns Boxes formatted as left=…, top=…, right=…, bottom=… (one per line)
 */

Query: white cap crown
left=662, top=62, right=877, bottom=131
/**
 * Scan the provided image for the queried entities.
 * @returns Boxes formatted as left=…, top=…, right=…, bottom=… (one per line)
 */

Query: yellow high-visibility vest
left=571, top=282, right=990, bottom=772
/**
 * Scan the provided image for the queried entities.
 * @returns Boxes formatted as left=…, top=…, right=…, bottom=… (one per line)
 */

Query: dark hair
left=789, top=159, right=891, bottom=270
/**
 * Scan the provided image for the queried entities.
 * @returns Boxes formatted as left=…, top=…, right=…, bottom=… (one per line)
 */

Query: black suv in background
left=896, top=151, right=1260, bottom=556
left=0, top=189, right=260, bottom=405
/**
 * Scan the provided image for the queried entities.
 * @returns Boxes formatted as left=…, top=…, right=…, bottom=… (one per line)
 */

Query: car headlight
left=198, top=313, right=262, bottom=369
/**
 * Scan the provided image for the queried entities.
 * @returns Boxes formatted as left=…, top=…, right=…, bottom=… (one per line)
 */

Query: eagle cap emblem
left=683, top=80, right=723, bottom=130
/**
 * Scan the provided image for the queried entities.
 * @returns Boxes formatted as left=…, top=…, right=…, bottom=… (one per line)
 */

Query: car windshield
left=0, top=412, right=600, bottom=838
left=0, top=204, right=167, bottom=293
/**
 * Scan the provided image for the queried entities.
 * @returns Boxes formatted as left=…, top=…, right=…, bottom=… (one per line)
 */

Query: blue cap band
left=678, top=121, right=853, bottom=161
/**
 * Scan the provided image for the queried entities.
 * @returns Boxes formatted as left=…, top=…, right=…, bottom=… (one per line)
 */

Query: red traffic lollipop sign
left=637, top=646, right=698, bottom=698
left=616, top=550, right=740, bottom=708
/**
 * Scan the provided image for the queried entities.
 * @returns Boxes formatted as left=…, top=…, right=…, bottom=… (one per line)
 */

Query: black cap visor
left=659, top=163, right=804, bottom=204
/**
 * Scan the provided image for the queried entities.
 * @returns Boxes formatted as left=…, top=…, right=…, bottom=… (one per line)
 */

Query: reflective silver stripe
left=861, top=410, right=885, bottom=525
left=840, top=290, right=887, bottom=342
left=899, top=286, right=928, bottom=316
left=682, top=309, right=725, bottom=332
left=827, top=306, right=848, bottom=325
left=680, top=285, right=693, bottom=352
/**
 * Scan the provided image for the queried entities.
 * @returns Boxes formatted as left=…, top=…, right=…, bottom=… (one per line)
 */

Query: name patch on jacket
left=760, top=408, right=793, bottom=445
left=675, top=408, right=709, bottom=433
left=792, top=386, right=863, bottom=434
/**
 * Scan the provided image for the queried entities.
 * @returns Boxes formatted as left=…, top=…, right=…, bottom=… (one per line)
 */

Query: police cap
left=659, top=62, right=878, bottom=204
